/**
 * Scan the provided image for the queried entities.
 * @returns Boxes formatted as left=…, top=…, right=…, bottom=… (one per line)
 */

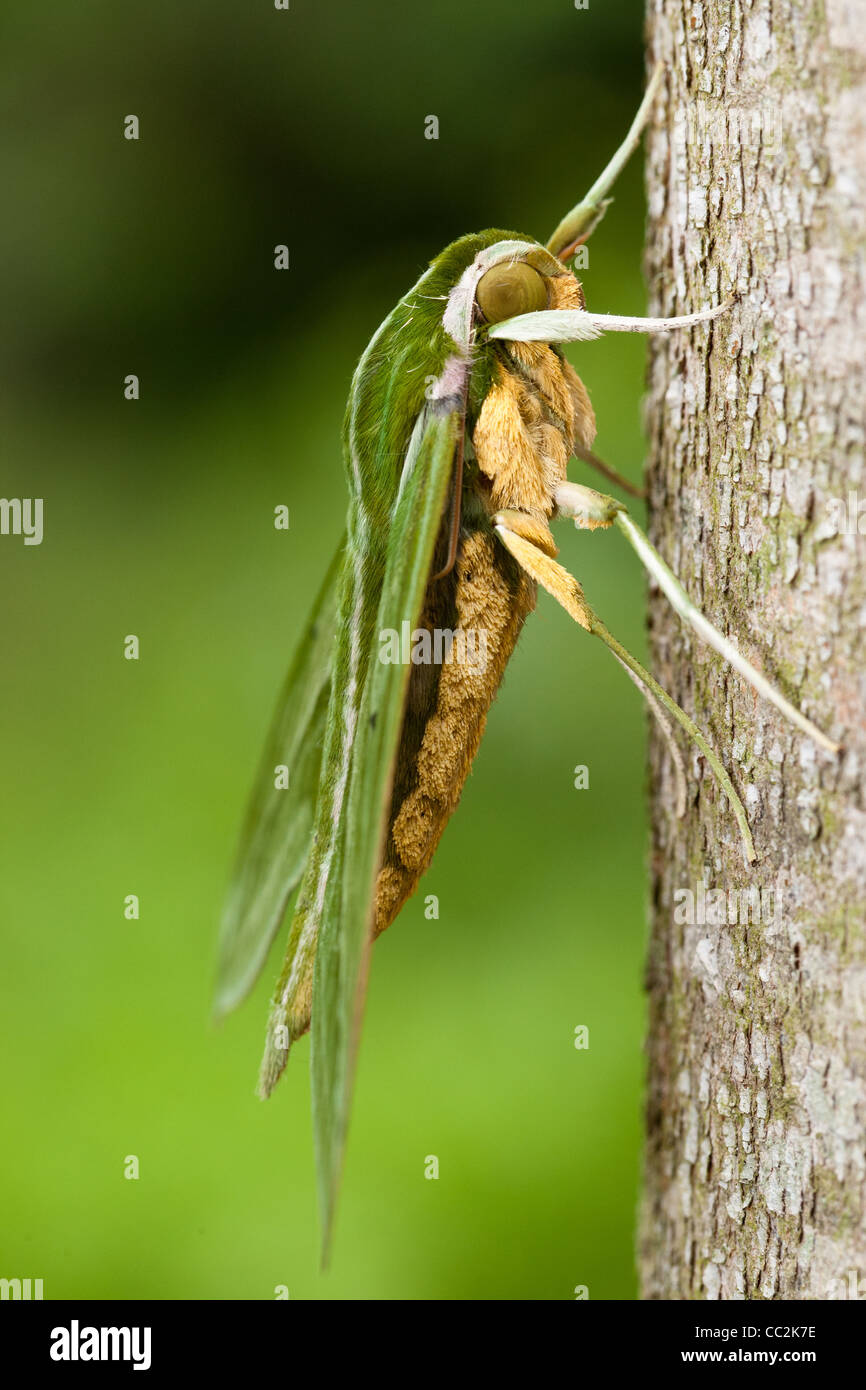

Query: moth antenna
left=547, top=61, right=664, bottom=259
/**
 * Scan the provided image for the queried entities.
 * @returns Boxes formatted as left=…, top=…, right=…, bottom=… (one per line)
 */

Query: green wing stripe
left=214, top=541, right=343, bottom=1020
left=256, top=543, right=363, bottom=1096
left=312, top=404, right=459, bottom=1257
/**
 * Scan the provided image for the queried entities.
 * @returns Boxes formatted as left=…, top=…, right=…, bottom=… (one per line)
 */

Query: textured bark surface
left=639, top=0, right=866, bottom=1299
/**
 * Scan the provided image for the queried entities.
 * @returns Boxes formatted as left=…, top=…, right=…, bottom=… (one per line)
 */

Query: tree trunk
left=639, top=0, right=866, bottom=1300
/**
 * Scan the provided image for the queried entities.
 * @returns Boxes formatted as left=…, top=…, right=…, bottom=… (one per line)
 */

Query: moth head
left=470, top=240, right=586, bottom=333
left=435, top=233, right=584, bottom=351
left=475, top=261, right=549, bottom=325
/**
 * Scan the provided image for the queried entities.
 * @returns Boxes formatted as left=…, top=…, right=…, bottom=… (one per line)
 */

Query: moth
left=214, top=67, right=838, bottom=1253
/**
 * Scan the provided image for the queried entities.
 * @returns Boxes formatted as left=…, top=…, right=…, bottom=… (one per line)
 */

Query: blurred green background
left=1, top=0, right=655, bottom=1299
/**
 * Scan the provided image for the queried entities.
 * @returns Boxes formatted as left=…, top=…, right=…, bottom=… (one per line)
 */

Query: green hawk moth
left=214, top=66, right=839, bottom=1256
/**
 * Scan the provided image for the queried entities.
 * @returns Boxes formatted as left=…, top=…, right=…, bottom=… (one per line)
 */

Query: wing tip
left=257, top=1026, right=292, bottom=1099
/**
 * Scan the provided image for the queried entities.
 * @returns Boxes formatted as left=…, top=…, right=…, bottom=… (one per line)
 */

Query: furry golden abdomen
left=373, top=528, right=534, bottom=935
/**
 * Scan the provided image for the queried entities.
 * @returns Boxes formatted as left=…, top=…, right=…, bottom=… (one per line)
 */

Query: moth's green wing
left=214, top=540, right=344, bottom=1019
left=312, top=405, right=459, bottom=1258
left=254, top=231, right=529, bottom=1253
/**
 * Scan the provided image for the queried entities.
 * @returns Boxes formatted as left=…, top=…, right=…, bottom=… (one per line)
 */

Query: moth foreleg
left=546, top=62, right=664, bottom=260
left=491, top=508, right=560, bottom=555
left=492, top=510, right=593, bottom=629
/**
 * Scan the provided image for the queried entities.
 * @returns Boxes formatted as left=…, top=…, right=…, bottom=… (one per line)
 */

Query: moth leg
left=611, top=655, right=688, bottom=819
left=492, top=509, right=758, bottom=863
left=552, top=483, right=840, bottom=753
left=494, top=506, right=685, bottom=818
left=492, top=510, right=595, bottom=629
left=591, top=505, right=840, bottom=755
left=553, top=481, right=624, bottom=530
left=547, top=62, right=664, bottom=259
left=506, top=489, right=685, bottom=812
left=572, top=441, right=646, bottom=501
left=490, top=508, right=560, bottom=555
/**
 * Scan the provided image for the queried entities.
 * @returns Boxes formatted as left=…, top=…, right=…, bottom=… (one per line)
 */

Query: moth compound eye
left=476, top=262, right=548, bottom=324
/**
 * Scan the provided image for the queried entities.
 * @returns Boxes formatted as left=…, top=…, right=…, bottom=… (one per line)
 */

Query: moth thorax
left=473, top=346, right=596, bottom=519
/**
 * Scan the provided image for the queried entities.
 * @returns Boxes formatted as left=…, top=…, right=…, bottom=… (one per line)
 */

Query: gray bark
left=639, top=0, right=866, bottom=1299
